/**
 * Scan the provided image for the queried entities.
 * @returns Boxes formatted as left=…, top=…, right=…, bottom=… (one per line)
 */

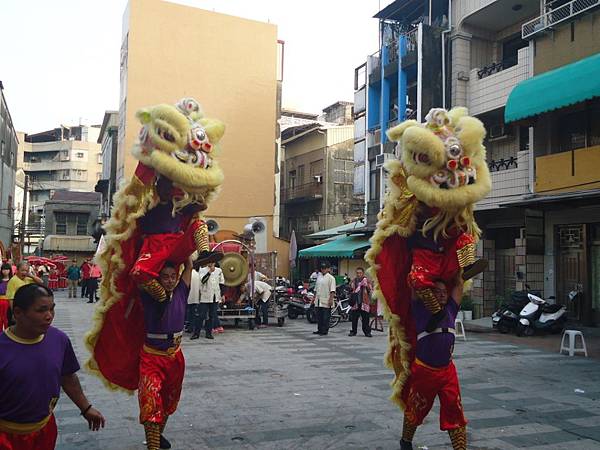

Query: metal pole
left=19, top=175, right=29, bottom=258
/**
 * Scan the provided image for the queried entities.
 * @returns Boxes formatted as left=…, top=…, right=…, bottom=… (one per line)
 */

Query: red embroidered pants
left=0, top=415, right=58, bottom=450
left=138, top=348, right=185, bottom=424
left=403, top=360, right=467, bottom=431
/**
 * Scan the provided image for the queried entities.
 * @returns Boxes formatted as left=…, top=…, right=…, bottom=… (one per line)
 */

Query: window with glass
left=354, top=165, right=365, bottom=195
left=55, top=213, right=67, bottom=235
left=288, top=170, right=296, bottom=188
left=76, top=214, right=89, bottom=235
left=369, top=161, right=381, bottom=201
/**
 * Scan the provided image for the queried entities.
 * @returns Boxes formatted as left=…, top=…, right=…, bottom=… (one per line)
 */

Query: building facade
left=0, top=81, right=18, bottom=258
left=501, top=4, right=600, bottom=325
left=353, top=0, right=600, bottom=324
left=119, top=0, right=290, bottom=275
left=18, top=125, right=102, bottom=214
left=43, top=191, right=100, bottom=258
left=95, top=111, right=119, bottom=217
left=280, top=122, right=359, bottom=246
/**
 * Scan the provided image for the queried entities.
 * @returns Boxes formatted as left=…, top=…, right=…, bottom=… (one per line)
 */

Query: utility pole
left=19, top=174, right=29, bottom=258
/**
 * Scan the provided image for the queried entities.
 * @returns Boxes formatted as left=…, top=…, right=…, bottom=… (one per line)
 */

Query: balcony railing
left=281, top=181, right=323, bottom=203
left=522, top=0, right=600, bottom=39
left=477, top=56, right=518, bottom=79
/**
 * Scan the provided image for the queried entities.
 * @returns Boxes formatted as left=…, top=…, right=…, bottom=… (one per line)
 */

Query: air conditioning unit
left=375, top=153, right=394, bottom=168
left=489, top=124, right=508, bottom=140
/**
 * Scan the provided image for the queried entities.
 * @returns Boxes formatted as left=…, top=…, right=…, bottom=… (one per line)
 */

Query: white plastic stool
left=454, top=319, right=466, bottom=341
left=560, top=330, right=588, bottom=357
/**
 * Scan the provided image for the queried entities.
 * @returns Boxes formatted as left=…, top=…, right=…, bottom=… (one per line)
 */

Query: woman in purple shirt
left=0, top=284, right=105, bottom=449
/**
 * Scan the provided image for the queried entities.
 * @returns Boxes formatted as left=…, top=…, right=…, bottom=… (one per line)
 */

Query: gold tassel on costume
left=144, top=422, right=161, bottom=450
left=416, top=288, right=442, bottom=314
left=402, top=416, right=417, bottom=442
left=193, top=221, right=210, bottom=253
left=140, top=279, right=167, bottom=302
left=456, top=242, right=476, bottom=268
left=448, top=426, right=467, bottom=450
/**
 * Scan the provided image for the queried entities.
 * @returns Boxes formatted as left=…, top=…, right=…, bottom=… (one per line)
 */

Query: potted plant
left=461, top=296, right=473, bottom=321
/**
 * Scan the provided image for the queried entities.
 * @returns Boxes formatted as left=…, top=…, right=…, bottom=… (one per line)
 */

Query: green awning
left=298, top=235, right=370, bottom=258
left=505, top=52, right=600, bottom=123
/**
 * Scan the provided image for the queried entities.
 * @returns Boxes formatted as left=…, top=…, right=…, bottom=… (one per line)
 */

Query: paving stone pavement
left=51, top=291, right=600, bottom=450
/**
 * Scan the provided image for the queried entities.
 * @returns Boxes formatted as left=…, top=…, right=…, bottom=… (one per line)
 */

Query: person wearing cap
left=313, top=262, right=336, bottom=336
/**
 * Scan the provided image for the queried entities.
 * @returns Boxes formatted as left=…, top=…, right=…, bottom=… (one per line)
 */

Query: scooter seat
left=541, top=303, right=563, bottom=314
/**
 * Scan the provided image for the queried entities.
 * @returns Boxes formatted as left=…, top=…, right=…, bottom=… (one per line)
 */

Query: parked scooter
left=492, top=290, right=531, bottom=334
left=516, top=292, right=567, bottom=336
left=286, top=284, right=317, bottom=323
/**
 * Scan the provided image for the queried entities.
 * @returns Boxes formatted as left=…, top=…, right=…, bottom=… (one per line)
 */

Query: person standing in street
left=246, top=279, right=272, bottom=328
left=348, top=267, right=373, bottom=338
left=186, top=265, right=200, bottom=333
left=66, top=260, right=81, bottom=299
left=0, top=283, right=105, bottom=449
left=6, top=262, right=43, bottom=302
left=80, top=259, right=91, bottom=299
left=191, top=262, right=224, bottom=340
left=86, top=264, right=102, bottom=304
left=313, top=262, right=336, bottom=336
left=0, top=263, right=13, bottom=330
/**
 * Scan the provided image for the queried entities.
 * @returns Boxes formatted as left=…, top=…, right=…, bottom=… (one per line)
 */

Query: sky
left=1, top=0, right=392, bottom=133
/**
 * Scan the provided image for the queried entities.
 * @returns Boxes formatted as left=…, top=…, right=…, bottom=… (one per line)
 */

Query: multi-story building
left=448, top=0, right=540, bottom=316
left=0, top=81, right=18, bottom=258
left=280, top=115, right=359, bottom=246
left=119, top=0, right=290, bottom=274
left=354, top=0, right=448, bottom=227
left=95, top=111, right=119, bottom=217
left=42, top=191, right=100, bottom=258
left=18, top=125, right=102, bottom=214
left=501, top=3, right=600, bottom=325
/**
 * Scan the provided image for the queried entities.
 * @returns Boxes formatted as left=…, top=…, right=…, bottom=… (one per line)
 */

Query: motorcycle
left=492, top=290, right=531, bottom=334
left=285, top=285, right=317, bottom=323
left=516, top=292, right=567, bottom=337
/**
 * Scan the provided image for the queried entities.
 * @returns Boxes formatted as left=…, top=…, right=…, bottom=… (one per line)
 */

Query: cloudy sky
left=1, top=0, right=392, bottom=133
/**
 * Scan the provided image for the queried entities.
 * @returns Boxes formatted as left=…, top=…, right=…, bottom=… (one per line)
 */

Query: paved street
left=52, top=290, right=600, bottom=450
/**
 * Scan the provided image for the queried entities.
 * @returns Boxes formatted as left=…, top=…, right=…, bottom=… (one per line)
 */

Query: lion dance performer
left=365, top=107, right=491, bottom=450
left=85, top=98, right=225, bottom=450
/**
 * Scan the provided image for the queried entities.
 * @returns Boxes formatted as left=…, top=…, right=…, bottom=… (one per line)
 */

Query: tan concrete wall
left=123, top=0, right=286, bottom=264
left=534, top=11, right=600, bottom=74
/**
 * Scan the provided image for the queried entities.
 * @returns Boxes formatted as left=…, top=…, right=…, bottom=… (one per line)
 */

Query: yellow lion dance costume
left=85, top=98, right=225, bottom=392
left=365, top=107, right=491, bottom=450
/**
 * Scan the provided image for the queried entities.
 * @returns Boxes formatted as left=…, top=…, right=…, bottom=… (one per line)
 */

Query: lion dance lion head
left=386, top=107, right=491, bottom=239
left=132, top=97, right=225, bottom=211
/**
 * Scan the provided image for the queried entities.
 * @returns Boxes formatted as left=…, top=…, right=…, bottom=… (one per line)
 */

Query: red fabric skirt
left=138, top=348, right=185, bottom=424
left=0, top=415, right=58, bottom=450
left=130, top=219, right=202, bottom=284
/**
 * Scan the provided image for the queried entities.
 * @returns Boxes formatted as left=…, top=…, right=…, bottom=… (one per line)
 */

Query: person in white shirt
left=190, top=263, right=224, bottom=340
left=313, top=262, right=337, bottom=336
left=242, top=280, right=272, bottom=328
left=186, top=268, right=201, bottom=333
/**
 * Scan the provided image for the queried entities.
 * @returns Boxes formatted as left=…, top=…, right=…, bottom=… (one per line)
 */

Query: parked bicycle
left=329, top=296, right=352, bottom=328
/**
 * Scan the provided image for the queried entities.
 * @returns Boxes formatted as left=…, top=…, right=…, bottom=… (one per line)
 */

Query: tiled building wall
left=468, top=47, right=529, bottom=116
left=471, top=239, right=496, bottom=318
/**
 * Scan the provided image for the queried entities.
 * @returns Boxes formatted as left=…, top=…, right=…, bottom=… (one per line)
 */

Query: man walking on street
left=67, top=260, right=80, bottom=299
left=0, top=284, right=105, bottom=449
left=313, top=262, right=336, bottom=336
left=349, top=267, right=373, bottom=337
left=191, top=262, right=224, bottom=340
